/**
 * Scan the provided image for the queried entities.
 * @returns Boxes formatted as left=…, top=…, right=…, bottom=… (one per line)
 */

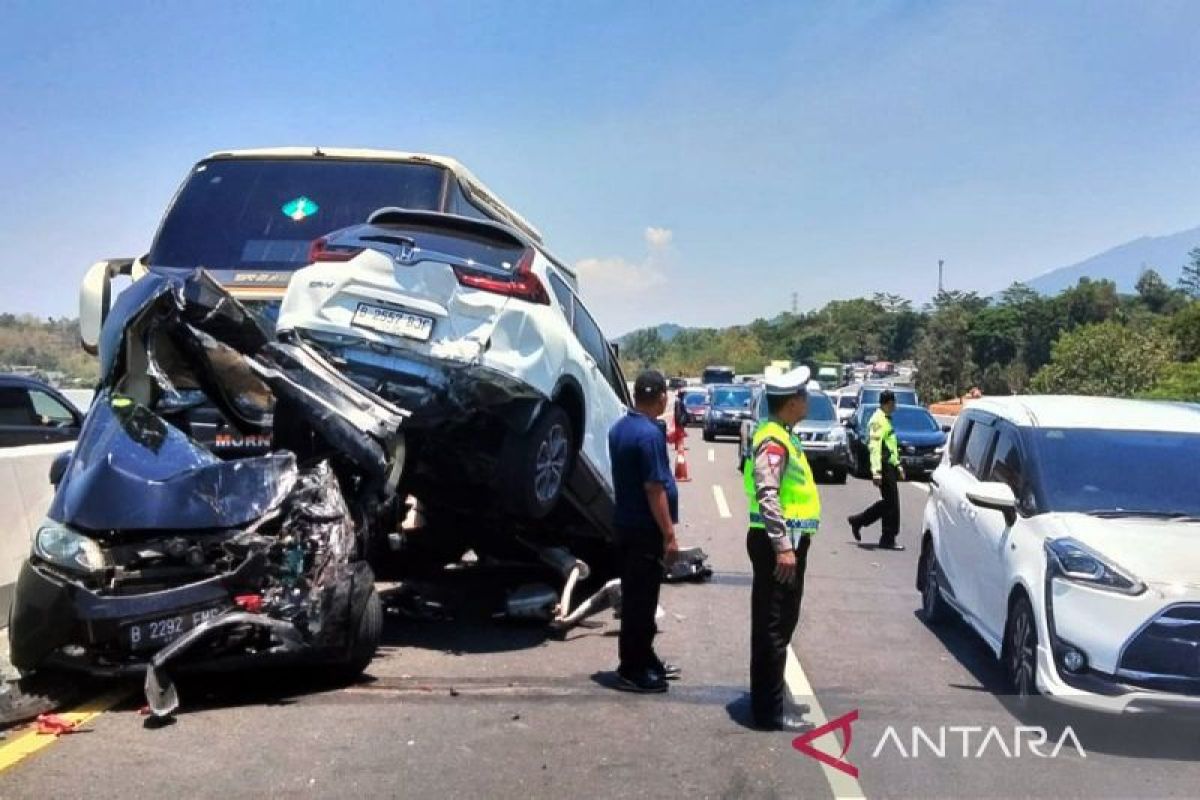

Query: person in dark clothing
left=608, top=369, right=680, bottom=693
left=848, top=389, right=906, bottom=550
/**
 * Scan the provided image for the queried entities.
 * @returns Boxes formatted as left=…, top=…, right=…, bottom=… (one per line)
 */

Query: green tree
left=1142, top=360, right=1200, bottom=402
left=1179, top=247, right=1200, bottom=300
left=1135, top=268, right=1175, bottom=314
left=1029, top=320, right=1177, bottom=397
left=1168, top=302, right=1200, bottom=362
left=915, top=292, right=977, bottom=403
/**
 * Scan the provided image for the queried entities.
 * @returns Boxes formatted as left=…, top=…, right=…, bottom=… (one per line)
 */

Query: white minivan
left=918, top=396, right=1200, bottom=713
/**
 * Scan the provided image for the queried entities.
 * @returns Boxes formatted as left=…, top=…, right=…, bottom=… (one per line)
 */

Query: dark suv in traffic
left=703, top=384, right=755, bottom=441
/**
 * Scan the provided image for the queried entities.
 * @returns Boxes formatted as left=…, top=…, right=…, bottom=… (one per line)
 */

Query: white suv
left=918, top=396, right=1200, bottom=713
left=277, top=206, right=630, bottom=546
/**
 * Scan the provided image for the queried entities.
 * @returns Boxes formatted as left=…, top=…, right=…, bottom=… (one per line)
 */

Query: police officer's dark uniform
left=743, top=367, right=819, bottom=732
left=848, top=389, right=905, bottom=550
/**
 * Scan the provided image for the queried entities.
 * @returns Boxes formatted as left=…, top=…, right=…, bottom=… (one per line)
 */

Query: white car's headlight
left=34, top=522, right=104, bottom=573
left=1045, top=537, right=1144, bottom=595
left=830, top=427, right=847, bottom=442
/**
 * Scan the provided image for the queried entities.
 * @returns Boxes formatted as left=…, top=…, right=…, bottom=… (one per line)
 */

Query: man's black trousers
left=849, top=464, right=900, bottom=546
left=617, top=530, right=665, bottom=675
left=747, top=528, right=811, bottom=725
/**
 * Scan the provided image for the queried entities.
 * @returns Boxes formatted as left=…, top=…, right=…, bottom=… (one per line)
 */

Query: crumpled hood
left=49, top=394, right=297, bottom=532
left=1042, top=513, right=1200, bottom=587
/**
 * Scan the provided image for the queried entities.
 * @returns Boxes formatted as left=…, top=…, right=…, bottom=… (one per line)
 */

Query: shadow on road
left=916, top=610, right=1200, bottom=761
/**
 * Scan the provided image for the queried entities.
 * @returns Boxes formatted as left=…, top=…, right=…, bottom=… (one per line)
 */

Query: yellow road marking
left=0, top=688, right=129, bottom=774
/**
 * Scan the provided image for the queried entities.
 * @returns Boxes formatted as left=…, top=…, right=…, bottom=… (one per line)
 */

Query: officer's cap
left=764, top=366, right=812, bottom=396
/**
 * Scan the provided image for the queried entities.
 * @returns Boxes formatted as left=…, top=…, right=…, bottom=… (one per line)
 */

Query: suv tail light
left=453, top=249, right=549, bottom=305
left=309, top=236, right=363, bottom=263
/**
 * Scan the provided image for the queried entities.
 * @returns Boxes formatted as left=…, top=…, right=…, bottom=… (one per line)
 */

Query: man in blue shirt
left=608, top=369, right=680, bottom=693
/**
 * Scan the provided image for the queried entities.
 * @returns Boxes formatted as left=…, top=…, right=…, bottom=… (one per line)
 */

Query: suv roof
left=969, top=395, right=1200, bottom=433
left=206, top=147, right=543, bottom=244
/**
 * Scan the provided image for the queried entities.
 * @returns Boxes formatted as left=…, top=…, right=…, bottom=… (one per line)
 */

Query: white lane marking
left=711, top=484, right=732, bottom=518
left=906, top=482, right=930, bottom=493
left=708, top=448, right=715, bottom=463
left=785, top=646, right=868, bottom=800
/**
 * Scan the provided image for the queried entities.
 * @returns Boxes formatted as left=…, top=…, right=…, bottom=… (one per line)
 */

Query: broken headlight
left=34, top=521, right=104, bottom=573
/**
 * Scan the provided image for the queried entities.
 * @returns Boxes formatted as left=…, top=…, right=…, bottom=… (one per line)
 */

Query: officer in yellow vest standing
left=743, top=367, right=819, bottom=732
left=848, top=389, right=906, bottom=550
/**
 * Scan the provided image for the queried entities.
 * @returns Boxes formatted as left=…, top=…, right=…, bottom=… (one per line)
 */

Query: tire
left=829, top=467, right=848, bottom=484
left=703, top=428, right=715, bottom=442
left=918, top=543, right=950, bottom=625
left=852, top=444, right=871, bottom=479
left=503, top=405, right=574, bottom=519
left=344, top=585, right=382, bottom=677
left=1005, top=594, right=1039, bottom=698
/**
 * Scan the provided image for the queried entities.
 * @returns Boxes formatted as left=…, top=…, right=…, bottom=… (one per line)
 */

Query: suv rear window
left=149, top=158, right=449, bottom=271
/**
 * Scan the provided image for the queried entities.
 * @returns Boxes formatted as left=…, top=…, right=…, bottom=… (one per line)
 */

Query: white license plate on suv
left=351, top=302, right=435, bottom=341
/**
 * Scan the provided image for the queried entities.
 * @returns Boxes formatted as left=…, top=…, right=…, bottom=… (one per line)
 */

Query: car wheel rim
left=1009, top=608, right=1036, bottom=696
left=534, top=424, right=568, bottom=504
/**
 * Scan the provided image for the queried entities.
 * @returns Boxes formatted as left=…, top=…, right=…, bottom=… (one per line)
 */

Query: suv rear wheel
left=503, top=405, right=574, bottom=519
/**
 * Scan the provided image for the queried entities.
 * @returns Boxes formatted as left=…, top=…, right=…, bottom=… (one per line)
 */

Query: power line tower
left=937, top=259, right=945, bottom=295
left=791, top=292, right=798, bottom=315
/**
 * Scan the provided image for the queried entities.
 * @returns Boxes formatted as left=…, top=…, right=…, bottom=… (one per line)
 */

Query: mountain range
left=1022, top=223, right=1200, bottom=295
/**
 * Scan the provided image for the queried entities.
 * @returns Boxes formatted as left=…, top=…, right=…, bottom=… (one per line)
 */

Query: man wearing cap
left=848, top=389, right=905, bottom=550
left=607, top=369, right=681, bottom=693
left=743, top=367, right=819, bottom=732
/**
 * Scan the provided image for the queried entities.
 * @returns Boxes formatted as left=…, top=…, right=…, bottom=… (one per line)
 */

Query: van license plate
left=351, top=303, right=434, bottom=341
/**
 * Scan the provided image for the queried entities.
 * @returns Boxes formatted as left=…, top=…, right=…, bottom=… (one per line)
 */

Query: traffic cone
left=674, top=448, right=692, bottom=482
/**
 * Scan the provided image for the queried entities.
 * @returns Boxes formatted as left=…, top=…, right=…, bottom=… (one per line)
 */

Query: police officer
left=744, top=367, right=819, bottom=732
left=848, top=389, right=905, bottom=550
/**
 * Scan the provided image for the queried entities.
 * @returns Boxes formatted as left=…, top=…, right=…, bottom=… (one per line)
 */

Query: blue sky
left=3, top=0, right=1200, bottom=335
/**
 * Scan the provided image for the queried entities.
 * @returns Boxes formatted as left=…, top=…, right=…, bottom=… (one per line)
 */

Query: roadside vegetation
left=0, top=314, right=97, bottom=384
left=621, top=249, right=1200, bottom=403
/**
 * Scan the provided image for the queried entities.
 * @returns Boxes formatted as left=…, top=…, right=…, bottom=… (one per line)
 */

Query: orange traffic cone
left=674, top=448, right=691, bottom=482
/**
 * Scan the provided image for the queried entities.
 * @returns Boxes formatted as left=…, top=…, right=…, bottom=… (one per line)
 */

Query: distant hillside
left=617, top=322, right=688, bottom=343
left=0, top=315, right=96, bottom=385
left=1026, top=224, right=1200, bottom=295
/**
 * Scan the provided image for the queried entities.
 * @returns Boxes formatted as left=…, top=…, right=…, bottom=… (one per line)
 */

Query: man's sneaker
left=615, top=668, right=668, bottom=693
left=878, top=541, right=906, bottom=551
left=848, top=517, right=862, bottom=542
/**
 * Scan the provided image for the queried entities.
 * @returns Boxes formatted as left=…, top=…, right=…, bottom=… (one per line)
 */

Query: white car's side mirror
left=967, top=481, right=1018, bottom=525
left=79, top=258, right=136, bottom=354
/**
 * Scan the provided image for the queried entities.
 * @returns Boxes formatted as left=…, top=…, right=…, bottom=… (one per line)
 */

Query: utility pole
left=791, top=292, right=798, bottom=315
left=937, top=259, right=944, bottom=295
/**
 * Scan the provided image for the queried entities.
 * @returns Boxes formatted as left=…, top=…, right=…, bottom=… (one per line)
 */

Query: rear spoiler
left=365, top=207, right=577, bottom=283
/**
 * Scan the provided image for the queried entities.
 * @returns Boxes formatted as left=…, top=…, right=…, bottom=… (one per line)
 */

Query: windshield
left=148, top=158, right=449, bottom=271
left=1030, top=428, right=1200, bottom=517
left=891, top=407, right=937, bottom=432
left=860, top=387, right=917, bottom=406
left=684, top=392, right=708, bottom=406
left=838, top=395, right=858, bottom=409
left=803, top=393, right=836, bottom=422
left=711, top=387, right=752, bottom=409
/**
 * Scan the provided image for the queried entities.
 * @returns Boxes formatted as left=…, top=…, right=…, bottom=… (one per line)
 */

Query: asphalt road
left=2, top=432, right=1198, bottom=798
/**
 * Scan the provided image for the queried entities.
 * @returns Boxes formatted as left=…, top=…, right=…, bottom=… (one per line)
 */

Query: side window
left=30, top=391, right=76, bottom=425
left=571, top=299, right=626, bottom=401
left=962, top=419, right=996, bottom=479
left=548, top=272, right=574, bottom=326
left=987, top=426, right=1028, bottom=507
left=949, top=418, right=973, bottom=465
left=0, top=387, right=37, bottom=426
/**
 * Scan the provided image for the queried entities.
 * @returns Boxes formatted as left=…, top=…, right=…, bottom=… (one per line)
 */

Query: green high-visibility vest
left=743, top=419, right=822, bottom=544
left=869, top=408, right=900, bottom=474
